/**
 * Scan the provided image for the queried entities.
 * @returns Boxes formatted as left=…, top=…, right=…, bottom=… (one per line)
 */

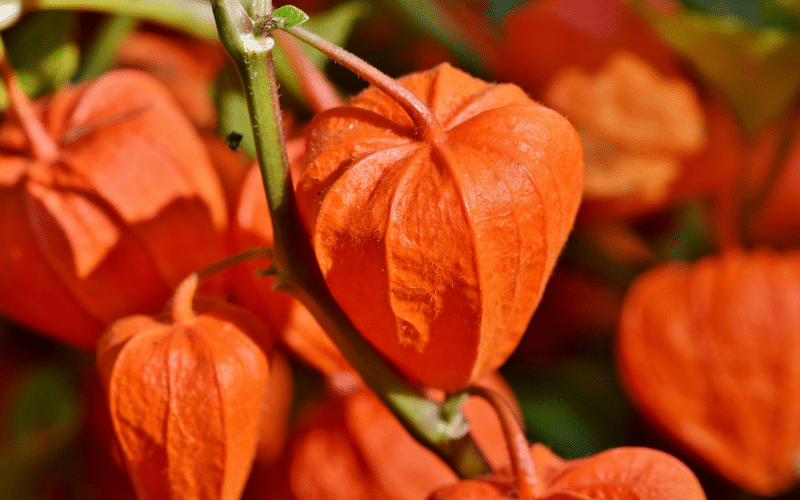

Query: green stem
left=23, top=0, right=218, bottom=39
left=285, top=24, right=444, bottom=144
left=209, top=0, right=489, bottom=479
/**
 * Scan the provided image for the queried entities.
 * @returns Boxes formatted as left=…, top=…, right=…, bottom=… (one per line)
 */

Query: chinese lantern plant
left=208, top=0, right=583, bottom=477
left=0, top=37, right=228, bottom=348
left=96, top=258, right=271, bottom=500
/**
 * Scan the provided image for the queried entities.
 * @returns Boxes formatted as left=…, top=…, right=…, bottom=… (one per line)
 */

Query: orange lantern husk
left=296, top=62, right=583, bottom=390
left=0, top=69, right=228, bottom=348
left=429, top=444, right=707, bottom=500
left=617, top=249, right=800, bottom=495
left=96, top=284, right=271, bottom=500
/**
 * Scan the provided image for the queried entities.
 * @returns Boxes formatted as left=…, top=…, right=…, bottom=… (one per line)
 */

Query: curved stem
left=466, top=385, right=542, bottom=499
left=273, top=29, right=343, bottom=113
left=209, top=0, right=489, bottom=478
left=171, top=246, right=274, bottom=324
left=284, top=24, right=445, bottom=144
left=0, top=35, right=59, bottom=162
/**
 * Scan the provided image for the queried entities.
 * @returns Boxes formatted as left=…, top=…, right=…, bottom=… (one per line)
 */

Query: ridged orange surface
left=296, top=63, right=583, bottom=390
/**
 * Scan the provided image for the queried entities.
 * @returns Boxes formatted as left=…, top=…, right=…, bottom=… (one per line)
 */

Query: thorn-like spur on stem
left=466, top=385, right=543, bottom=500
left=284, top=24, right=445, bottom=144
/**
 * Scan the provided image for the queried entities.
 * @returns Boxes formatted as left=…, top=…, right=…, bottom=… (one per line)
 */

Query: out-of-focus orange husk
left=115, top=28, right=227, bottom=130
left=496, top=0, right=683, bottom=97
left=428, top=444, right=707, bottom=500
left=272, top=372, right=520, bottom=500
left=617, top=249, right=800, bottom=496
left=256, top=350, right=294, bottom=466
left=296, top=62, right=583, bottom=390
left=0, top=69, right=228, bottom=349
left=96, top=292, right=271, bottom=500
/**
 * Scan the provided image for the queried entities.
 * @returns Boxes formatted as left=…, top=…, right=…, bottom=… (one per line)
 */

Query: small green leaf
left=272, top=5, right=309, bottom=29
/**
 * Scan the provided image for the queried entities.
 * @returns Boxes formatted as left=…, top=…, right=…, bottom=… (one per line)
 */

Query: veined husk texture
left=297, top=63, right=583, bottom=389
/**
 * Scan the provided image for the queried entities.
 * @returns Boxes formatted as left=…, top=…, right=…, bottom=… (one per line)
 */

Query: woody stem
left=466, top=385, right=543, bottom=499
left=283, top=25, right=445, bottom=144
left=0, top=36, right=59, bottom=162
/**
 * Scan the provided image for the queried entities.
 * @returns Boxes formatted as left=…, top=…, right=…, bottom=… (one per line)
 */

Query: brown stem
left=284, top=25, right=445, bottom=144
left=0, top=37, right=59, bottom=162
left=274, top=29, right=343, bottom=113
left=466, top=385, right=542, bottom=499
left=170, top=246, right=274, bottom=324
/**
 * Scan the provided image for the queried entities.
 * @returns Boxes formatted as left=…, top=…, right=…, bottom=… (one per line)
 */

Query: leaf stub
left=272, top=5, right=309, bottom=29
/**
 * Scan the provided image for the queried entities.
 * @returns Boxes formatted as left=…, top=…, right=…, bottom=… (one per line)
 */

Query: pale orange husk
left=296, top=62, right=583, bottom=390
left=96, top=293, right=270, bottom=500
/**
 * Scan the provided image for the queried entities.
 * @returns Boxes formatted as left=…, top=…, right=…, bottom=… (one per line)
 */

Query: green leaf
left=272, top=5, right=309, bottom=29
left=0, top=11, right=79, bottom=106
left=272, top=0, right=369, bottom=101
left=645, top=9, right=800, bottom=135
left=760, top=0, right=800, bottom=31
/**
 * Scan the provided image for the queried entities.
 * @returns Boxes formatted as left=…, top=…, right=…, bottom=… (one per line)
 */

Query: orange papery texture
left=0, top=70, right=228, bottom=348
left=617, top=249, right=800, bottom=495
left=296, top=62, right=584, bottom=390
left=428, top=444, right=707, bottom=500
left=268, top=372, right=519, bottom=500
left=96, top=293, right=270, bottom=500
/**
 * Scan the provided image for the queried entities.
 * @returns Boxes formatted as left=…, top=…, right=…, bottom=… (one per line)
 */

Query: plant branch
left=285, top=24, right=445, bottom=144
left=209, top=0, right=489, bottom=478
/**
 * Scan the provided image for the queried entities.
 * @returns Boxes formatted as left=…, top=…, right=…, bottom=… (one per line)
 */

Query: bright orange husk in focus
left=96, top=290, right=270, bottom=500
left=429, top=444, right=707, bottom=500
left=296, top=62, right=583, bottom=390
left=0, top=70, right=228, bottom=348
left=617, top=249, right=800, bottom=495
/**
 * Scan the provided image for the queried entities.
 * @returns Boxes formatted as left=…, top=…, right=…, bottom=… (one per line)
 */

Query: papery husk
left=0, top=70, right=227, bottom=348
left=429, top=444, right=707, bottom=500
left=617, top=249, right=800, bottom=495
left=296, top=62, right=583, bottom=390
left=96, top=293, right=270, bottom=500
